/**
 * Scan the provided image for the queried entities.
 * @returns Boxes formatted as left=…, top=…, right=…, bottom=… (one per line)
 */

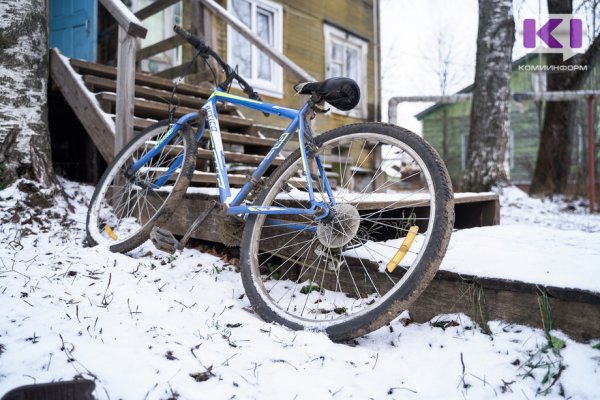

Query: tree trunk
left=0, top=0, right=56, bottom=188
left=463, top=0, right=515, bottom=192
left=530, top=0, right=600, bottom=195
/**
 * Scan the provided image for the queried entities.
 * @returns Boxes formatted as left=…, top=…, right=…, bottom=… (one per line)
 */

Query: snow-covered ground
left=1, top=179, right=599, bottom=399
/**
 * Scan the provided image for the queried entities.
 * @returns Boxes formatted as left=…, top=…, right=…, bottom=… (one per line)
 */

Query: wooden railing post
left=98, top=0, right=147, bottom=155
left=115, top=26, right=137, bottom=153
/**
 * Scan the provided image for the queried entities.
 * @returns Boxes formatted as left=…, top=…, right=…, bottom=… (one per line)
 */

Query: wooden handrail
left=199, top=0, right=315, bottom=82
left=98, top=0, right=147, bottom=38
left=102, top=0, right=178, bottom=39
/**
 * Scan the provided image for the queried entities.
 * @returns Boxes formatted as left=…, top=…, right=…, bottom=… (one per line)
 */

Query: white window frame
left=227, top=0, right=283, bottom=98
left=132, top=0, right=182, bottom=74
left=324, top=24, right=368, bottom=119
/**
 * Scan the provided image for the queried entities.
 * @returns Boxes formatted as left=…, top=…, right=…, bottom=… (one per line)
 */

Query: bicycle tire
left=86, top=120, right=197, bottom=253
left=240, top=122, right=454, bottom=341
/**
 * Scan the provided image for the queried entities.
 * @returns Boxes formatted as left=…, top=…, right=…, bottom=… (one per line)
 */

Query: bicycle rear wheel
left=240, top=123, right=454, bottom=341
left=86, top=120, right=197, bottom=253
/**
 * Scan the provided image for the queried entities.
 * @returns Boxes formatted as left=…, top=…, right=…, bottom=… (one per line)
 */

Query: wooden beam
left=70, top=59, right=214, bottom=98
left=409, top=270, right=600, bottom=342
left=115, top=27, right=137, bottom=154
left=144, top=141, right=285, bottom=166
left=191, top=171, right=247, bottom=185
left=195, top=148, right=285, bottom=166
left=83, top=75, right=211, bottom=110
left=199, top=0, right=316, bottom=82
left=135, top=0, right=180, bottom=21
left=98, top=0, right=147, bottom=38
left=98, top=92, right=253, bottom=130
left=49, top=49, right=115, bottom=162
left=136, top=35, right=186, bottom=62
left=154, top=62, right=197, bottom=80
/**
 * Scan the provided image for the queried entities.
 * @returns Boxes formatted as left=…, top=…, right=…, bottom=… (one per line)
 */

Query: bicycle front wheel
left=240, top=123, right=454, bottom=341
left=86, top=120, right=197, bottom=253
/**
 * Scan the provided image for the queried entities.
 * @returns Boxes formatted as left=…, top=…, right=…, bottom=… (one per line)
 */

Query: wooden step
left=189, top=171, right=312, bottom=187
left=70, top=58, right=214, bottom=98
left=144, top=140, right=284, bottom=168
left=83, top=75, right=235, bottom=113
left=191, top=171, right=247, bottom=186
left=97, top=92, right=253, bottom=131
left=132, top=117, right=277, bottom=148
left=132, top=116, right=159, bottom=131
left=196, top=148, right=284, bottom=166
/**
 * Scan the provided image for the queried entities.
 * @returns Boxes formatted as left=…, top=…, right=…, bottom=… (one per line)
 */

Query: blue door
left=50, top=0, right=98, bottom=61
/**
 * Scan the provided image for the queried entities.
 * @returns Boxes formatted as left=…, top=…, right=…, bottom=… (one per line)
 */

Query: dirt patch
left=16, top=181, right=54, bottom=209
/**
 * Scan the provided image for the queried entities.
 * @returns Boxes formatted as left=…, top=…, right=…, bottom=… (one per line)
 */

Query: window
left=324, top=24, right=368, bottom=118
left=133, top=0, right=182, bottom=74
left=227, top=0, right=283, bottom=97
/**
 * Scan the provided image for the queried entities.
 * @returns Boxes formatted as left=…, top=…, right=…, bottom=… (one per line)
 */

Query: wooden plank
left=115, top=27, right=137, bottom=154
left=84, top=75, right=237, bottom=115
left=129, top=117, right=274, bottom=150
left=455, top=198, right=500, bottom=228
left=49, top=49, right=115, bottom=162
left=70, top=59, right=214, bottom=98
left=155, top=62, right=197, bottom=80
left=131, top=116, right=159, bottom=131
left=220, top=132, right=276, bottom=147
left=409, top=270, right=600, bottom=342
left=162, top=190, right=498, bottom=231
left=145, top=141, right=284, bottom=166
left=84, top=75, right=208, bottom=110
left=189, top=1, right=219, bottom=83
left=98, top=92, right=253, bottom=130
left=191, top=171, right=247, bottom=186
left=135, top=0, right=180, bottom=21
left=136, top=35, right=186, bottom=61
left=98, top=0, right=147, bottom=38
left=196, top=148, right=284, bottom=166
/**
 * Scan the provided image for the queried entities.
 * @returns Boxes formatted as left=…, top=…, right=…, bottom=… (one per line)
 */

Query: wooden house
left=47, top=0, right=382, bottom=182
left=415, top=53, right=600, bottom=191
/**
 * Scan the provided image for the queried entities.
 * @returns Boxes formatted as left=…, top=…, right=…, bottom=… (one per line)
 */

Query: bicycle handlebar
left=173, top=25, right=268, bottom=116
left=173, top=25, right=210, bottom=53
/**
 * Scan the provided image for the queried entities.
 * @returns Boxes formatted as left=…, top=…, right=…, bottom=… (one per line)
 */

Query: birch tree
left=0, top=0, right=56, bottom=188
left=463, top=0, right=515, bottom=191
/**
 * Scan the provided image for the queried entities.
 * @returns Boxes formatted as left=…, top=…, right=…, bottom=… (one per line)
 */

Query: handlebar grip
left=173, top=25, right=209, bottom=53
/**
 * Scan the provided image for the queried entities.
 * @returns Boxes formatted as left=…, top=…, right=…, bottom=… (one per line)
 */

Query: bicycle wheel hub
left=316, top=203, right=360, bottom=249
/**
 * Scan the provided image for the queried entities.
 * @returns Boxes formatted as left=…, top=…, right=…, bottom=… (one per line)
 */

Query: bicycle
left=86, top=25, right=454, bottom=341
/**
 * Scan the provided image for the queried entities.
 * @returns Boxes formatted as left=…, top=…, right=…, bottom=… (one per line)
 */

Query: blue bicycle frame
left=129, top=89, right=336, bottom=220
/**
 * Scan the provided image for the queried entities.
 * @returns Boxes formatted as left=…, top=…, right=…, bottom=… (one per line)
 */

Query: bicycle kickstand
left=150, top=200, right=219, bottom=254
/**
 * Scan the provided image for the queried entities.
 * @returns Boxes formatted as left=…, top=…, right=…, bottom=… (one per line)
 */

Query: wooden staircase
left=49, top=49, right=283, bottom=188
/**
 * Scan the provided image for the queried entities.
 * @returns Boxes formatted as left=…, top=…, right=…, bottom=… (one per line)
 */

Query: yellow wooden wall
left=184, top=0, right=380, bottom=134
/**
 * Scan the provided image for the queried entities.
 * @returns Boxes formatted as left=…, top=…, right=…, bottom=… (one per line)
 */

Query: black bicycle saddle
left=294, top=77, right=360, bottom=111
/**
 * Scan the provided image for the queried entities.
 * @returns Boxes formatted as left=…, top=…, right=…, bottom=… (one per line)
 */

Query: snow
left=442, top=225, right=600, bottom=291
left=1, top=179, right=599, bottom=399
